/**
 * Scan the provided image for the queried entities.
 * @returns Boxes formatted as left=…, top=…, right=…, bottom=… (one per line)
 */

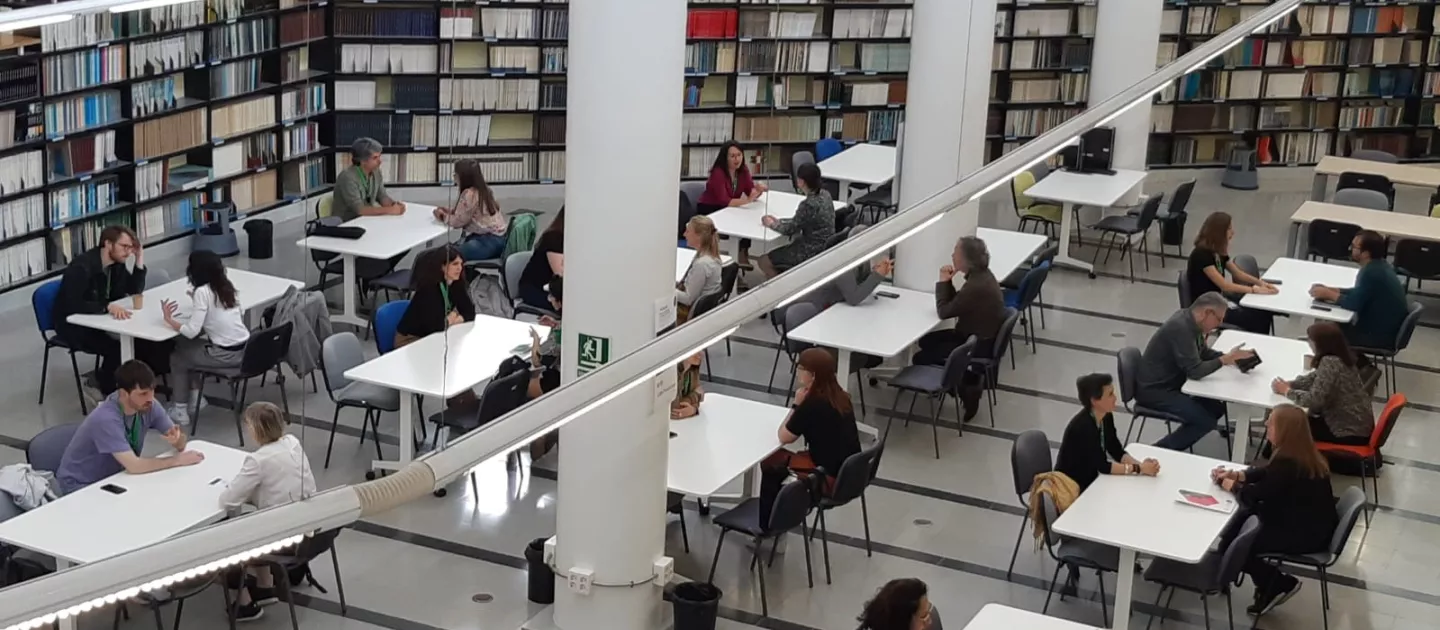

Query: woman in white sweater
left=677, top=215, right=724, bottom=322
left=219, top=402, right=317, bottom=621
left=160, top=251, right=250, bottom=425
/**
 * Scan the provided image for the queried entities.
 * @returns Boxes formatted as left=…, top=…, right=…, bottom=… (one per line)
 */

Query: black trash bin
left=671, top=582, right=721, bottom=630
left=243, top=219, right=274, bottom=259
left=525, top=538, right=554, bottom=604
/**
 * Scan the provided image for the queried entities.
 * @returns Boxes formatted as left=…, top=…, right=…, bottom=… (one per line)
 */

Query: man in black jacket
left=54, top=225, right=149, bottom=399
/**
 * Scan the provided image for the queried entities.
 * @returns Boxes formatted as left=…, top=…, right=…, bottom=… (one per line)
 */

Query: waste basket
left=243, top=219, right=274, bottom=259
left=525, top=538, right=554, bottom=604
left=671, top=582, right=721, bottom=630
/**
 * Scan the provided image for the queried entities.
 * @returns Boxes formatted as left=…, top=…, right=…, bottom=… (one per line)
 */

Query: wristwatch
left=1128, top=463, right=1139, bottom=475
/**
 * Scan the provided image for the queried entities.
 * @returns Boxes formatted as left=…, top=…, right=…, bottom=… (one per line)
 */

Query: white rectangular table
left=65, top=269, right=306, bottom=362
left=295, top=204, right=449, bottom=327
left=1239, top=257, right=1356, bottom=323
left=706, top=191, right=848, bottom=256
left=1024, top=168, right=1147, bottom=276
left=1182, top=330, right=1311, bottom=462
left=1287, top=200, right=1440, bottom=259
left=1311, top=155, right=1440, bottom=202
left=817, top=143, right=897, bottom=199
left=673, top=248, right=735, bottom=284
left=343, top=315, right=549, bottom=473
left=979, top=226, right=1049, bottom=283
left=667, top=394, right=789, bottom=498
left=1052, top=444, right=1240, bottom=630
left=963, top=604, right=1097, bottom=630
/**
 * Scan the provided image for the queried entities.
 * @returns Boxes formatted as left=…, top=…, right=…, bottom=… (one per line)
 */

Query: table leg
left=1231, top=417, right=1249, bottom=464
left=1113, top=548, right=1137, bottom=630
left=371, top=390, right=413, bottom=474
left=1310, top=173, right=1328, bottom=201
left=119, top=335, right=134, bottom=363
left=1287, top=221, right=1302, bottom=259
left=57, top=558, right=76, bottom=630
left=1053, top=203, right=1095, bottom=277
left=333, top=255, right=366, bottom=328
left=835, top=350, right=852, bottom=392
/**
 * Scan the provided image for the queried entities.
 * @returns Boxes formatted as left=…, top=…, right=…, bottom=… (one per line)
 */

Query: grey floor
left=3, top=165, right=1439, bottom=630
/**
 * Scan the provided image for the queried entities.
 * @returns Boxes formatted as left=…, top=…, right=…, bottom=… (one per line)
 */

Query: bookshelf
left=326, top=0, right=913, bottom=187
left=0, top=0, right=333, bottom=295
left=988, top=0, right=1095, bottom=164
left=1148, top=0, right=1440, bottom=168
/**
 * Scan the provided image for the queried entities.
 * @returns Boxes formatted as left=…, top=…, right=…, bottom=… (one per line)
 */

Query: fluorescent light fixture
left=0, top=13, right=72, bottom=32
left=1184, top=48, right=1230, bottom=75
left=1251, top=5, right=1298, bottom=34
left=776, top=215, right=944, bottom=309
left=1096, top=84, right=1170, bottom=128
left=966, top=137, right=1079, bottom=203
left=110, top=0, right=200, bottom=12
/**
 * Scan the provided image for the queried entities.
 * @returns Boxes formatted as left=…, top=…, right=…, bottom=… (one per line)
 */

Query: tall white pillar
left=893, top=0, right=995, bottom=291
left=550, top=0, right=685, bottom=628
left=1091, top=0, right=1162, bottom=204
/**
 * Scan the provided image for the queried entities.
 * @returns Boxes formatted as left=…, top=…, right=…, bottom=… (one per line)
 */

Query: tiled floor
left=4, top=166, right=1440, bottom=630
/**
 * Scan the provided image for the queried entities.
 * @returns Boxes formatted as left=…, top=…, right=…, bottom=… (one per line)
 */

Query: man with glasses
left=1135, top=292, right=1255, bottom=451
left=1309, top=229, right=1407, bottom=351
left=54, top=225, right=149, bottom=401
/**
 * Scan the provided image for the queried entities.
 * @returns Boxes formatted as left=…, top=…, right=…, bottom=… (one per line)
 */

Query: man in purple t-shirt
left=56, top=361, right=204, bottom=495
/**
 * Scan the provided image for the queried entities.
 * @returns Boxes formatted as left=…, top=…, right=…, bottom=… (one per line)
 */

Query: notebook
left=1177, top=489, right=1237, bottom=514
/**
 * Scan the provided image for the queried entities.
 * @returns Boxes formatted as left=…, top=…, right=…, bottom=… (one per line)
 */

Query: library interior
left=2, top=1, right=1440, bottom=630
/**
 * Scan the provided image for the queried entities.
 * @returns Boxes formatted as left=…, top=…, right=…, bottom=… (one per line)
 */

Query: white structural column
left=548, top=0, right=685, bottom=628
left=893, top=0, right=995, bottom=291
left=1090, top=0, right=1163, bottom=205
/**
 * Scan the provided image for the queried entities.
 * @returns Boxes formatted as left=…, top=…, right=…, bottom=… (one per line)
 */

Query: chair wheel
left=1087, top=272, right=1097, bottom=279
left=698, top=500, right=710, bottom=516
left=365, top=470, right=377, bottom=481
left=868, top=377, right=879, bottom=387
left=434, top=488, right=448, bottom=498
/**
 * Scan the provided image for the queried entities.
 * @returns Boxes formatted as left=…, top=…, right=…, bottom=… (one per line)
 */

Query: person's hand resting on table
left=1309, top=283, right=1341, bottom=302
left=1138, top=458, right=1161, bottom=476
left=107, top=303, right=132, bottom=320
left=671, top=402, right=698, bottom=420
left=1218, top=343, right=1256, bottom=366
left=761, top=215, right=779, bottom=229
left=1211, top=466, right=1244, bottom=491
left=1270, top=377, right=1291, bottom=395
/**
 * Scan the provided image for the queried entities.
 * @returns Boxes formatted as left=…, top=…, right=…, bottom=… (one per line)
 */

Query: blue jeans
left=1136, top=388, right=1227, bottom=451
left=459, top=233, right=506, bottom=261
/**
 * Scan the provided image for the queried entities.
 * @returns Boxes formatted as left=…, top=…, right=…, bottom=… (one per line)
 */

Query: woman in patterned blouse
left=1271, top=322, right=1375, bottom=445
left=433, top=159, right=508, bottom=262
left=758, top=162, right=835, bottom=278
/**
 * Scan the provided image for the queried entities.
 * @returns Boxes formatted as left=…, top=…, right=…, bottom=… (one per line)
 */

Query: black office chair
left=307, top=216, right=343, bottom=288
left=688, top=291, right=727, bottom=379
left=1092, top=192, right=1165, bottom=282
left=234, top=529, right=347, bottom=630
left=667, top=491, right=690, bottom=553
left=970, top=308, right=1022, bottom=422
left=1255, top=487, right=1366, bottom=630
left=117, top=573, right=230, bottom=630
left=1306, top=219, right=1362, bottom=262
left=1177, top=270, right=1195, bottom=308
left=1008, top=261, right=1053, bottom=351
left=1007, top=430, right=1052, bottom=580
left=705, top=478, right=817, bottom=617
left=1128, top=180, right=1194, bottom=264
left=1038, top=493, right=1120, bottom=625
left=428, top=369, right=532, bottom=497
left=809, top=441, right=883, bottom=584
left=194, top=323, right=294, bottom=446
left=886, top=337, right=977, bottom=457
left=1351, top=302, right=1424, bottom=397
left=1117, top=347, right=1182, bottom=444
left=1142, top=516, right=1262, bottom=630
left=768, top=302, right=819, bottom=402
left=1336, top=171, right=1394, bottom=209
left=1394, top=238, right=1440, bottom=292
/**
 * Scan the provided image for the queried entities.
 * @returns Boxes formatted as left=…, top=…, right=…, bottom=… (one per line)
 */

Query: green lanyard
left=125, top=413, right=143, bottom=455
left=439, top=282, right=452, bottom=316
left=680, top=368, right=694, bottom=397
left=355, top=167, right=372, bottom=202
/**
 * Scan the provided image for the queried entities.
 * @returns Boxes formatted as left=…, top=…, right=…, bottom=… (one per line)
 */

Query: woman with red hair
left=758, top=348, right=862, bottom=525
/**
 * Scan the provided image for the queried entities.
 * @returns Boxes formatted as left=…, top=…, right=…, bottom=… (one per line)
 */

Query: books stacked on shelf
left=340, top=45, right=439, bottom=74
left=44, top=90, right=121, bottom=137
left=283, top=156, right=326, bottom=196
left=990, top=0, right=1094, bottom=163
left=441, top=153, right=533, bottom=184
left=42, top=47, right=127, bottom=96
left=228, top=170, right=279, bottom=213
left=0, top=64, right=39, bottom=105
left=441, top=79, right=539, bottom=111
left=50, top=211, right=132, bottom=266
left=0, top=194, right=45, bottom=241
left=336, top=5, right=438, bottom=39
left=40, top=14, right=117, bottom=54
left=49, top=177, right=120, bottom=226
left=281, top=83, right=325, bottom=120
left=135, top=109, right=207, bottom=160
left=538, top=151, right=563, bottom=182
left=0, top=105, right=43, bottom=150
left=332, top=151, right=434, bottom=184
left=0, top=151, right=43, bottom=196
left=134, top=192, right=203, bottom=243
left=46, top=131, right=120, bottom=181
left=212, top=95, right=276, bottom=141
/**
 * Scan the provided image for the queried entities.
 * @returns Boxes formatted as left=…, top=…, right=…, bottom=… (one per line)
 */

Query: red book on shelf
left=686, top=10, right=698, bottom=38
left=725, top=9, right=737, bottom=38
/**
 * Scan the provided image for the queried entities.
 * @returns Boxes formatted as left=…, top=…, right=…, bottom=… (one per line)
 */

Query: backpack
left=283, top=529, right=340, bottom=592
left=468, top=273, right=514, bottom=318
left=503, top=213, right=538, bottom=260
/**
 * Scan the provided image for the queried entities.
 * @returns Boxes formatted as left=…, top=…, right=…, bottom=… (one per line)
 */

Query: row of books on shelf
left=49, top=178, right=119, bottom=226
left=285, top=157, right=328, bottom=196
left=47, top=131, right=118, bottom=181
left=0, top=194, right=44, bottom=241
left=212, top=58, right=266, bottom=100
left=0, top=239, right=49, bottom=289
left=440, top=43, right=549, bottom=74
left=44, top=90, right=121, bottom=137
left=1001, top=107, right=1081, bottom=138
left=214, top=138, right=274, bottom=179
left=339, top=44, right=439, bottom=74
left=684, top=113, right=734, bottom=144
left=440, top=78, right=542, bottom=111
left=208, top=19, right=277, bottom=64
left=1006, top=39, right=1090, bottom=71
left=1274, top=5, right=1414, bottom=37
left=212, top=96, right=276, bottom=141
left=130, top=33, right=205, bottom=80
left=135, top=109, right=207, bottom=160
left=133, top=76, right=187, bottom=119
left=43, top=47, right=127, bottom=96
left=736, top=10, right=821, bottom=39
left=470, top=8, right=568, bottom=40
left=735, top=114, right=822, bottom=143
left=283, top=122, right=322, bottom=158
left=834, top=9, right=912, bottom=39
left=280, top=11, right=324, bottom=45
left=52, top=212, right=131, bottom=266
left=0, top=152, right=44, bottom=197
left=229, top=170, right=279, bottom=213
left=38, top=3, right=208, bottom=53
left=1009, top=75, right=1088, bottom=103
left=282, top=47, right=315, bottom=83
left=0, top=66, right=39, bottom=105
left=40, top=14, right=120, bottom=53
left=999, top=7, right=1097, bottom=38
left=0, top=107, right=43, bottom=151
left=134, top=193, right=204, bottom=243
left=282, top=84, right=325, bottom=121
left=335, top=7, right=439, bottom=38
left=1164, top=5, right=1263, bottom=36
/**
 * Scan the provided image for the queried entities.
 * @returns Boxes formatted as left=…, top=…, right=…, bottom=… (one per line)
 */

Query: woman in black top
left=1211, top=404, right=1338, bottom=616
left=1185, top=212, right=1278, bottom=334
left=395, top=244, right=474, bottom=347
left=758, top=347, right=862, bottom=524
left=858, top=578, right=933, bottom=630
left=1055, top=373, right=1159, bottom=491
left=518, top=207, right=564, bottom=310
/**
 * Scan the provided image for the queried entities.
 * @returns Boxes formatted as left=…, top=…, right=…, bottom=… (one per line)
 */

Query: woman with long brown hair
left=758, top=348, right=862, bottom=527
left=1186, top=211, right=1277, bottom=333
left=434, top=159, right=508, bottom=261
left=1271, top=322, right=1375, bottom=445
left=858, top=578, right=934, bottom=630
left=1211, top=405, right=1337, bottom=616
left=518, top=207, right=565, bottom=310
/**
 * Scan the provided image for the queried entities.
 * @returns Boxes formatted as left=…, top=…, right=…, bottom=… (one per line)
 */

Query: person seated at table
left=677, top=215, right=724, bottom=322
left=159, top=251, right=250, bottom=426
left=1270, top=322, right=1374, bottom=446
left=697, top=141, right=767, bottom=215
left=1186, top=211, right=1278, bottom=334
left=433, top=159, right=508, bottom=262
left=218, top=401, right=316, bottom=621
left=857, top=578, right=933, bottom=630
left=671, top=353, right=705, bottom=419
left=518, top=207, right=565, bottom=311
left=333, top=137, right=405, bottom=221
left=759, top=348, right=861, bottom=530
left=395, top=244, right=475, bottom=348
left=913, top=236, right=1007, bottom=421
left=55, top=361, right=202, bottom=495
left=1136, top=292, right=1256, bottom=452
left=52, top=225, right=165, bottom=402
left=758, top=162, right=835, bottom=279
left=1211, top=404, right=1335, bottom=616
left=1056, top=373, right=1160, bottom=492
left=1309, top=230, right=1407, bottom=351
left=525, top=277, right=565, bottom=401
left=800, top=225, right=891, bottom=307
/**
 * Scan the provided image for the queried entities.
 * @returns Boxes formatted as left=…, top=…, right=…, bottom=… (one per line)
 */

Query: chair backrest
left=1038, top=492, right=1063, bottom=551
left=1027, top=161, right=1051, bottom=182
left=1010, top=430, right=1053, bottom=498
left=815, top=138, right=843, bottom=161
left=503, top=251, right=533, bottom=305
left=240, top=322, right=294, bottom=376
left=309, top=216, right=342, bottom=263
left=718, top=262, right=740, bottom=300
left=940, top=336, right=979, bottom=391
left=1012, top=171, right=1039, bottom=212
left=1116, top=347, right=1142, bottom=405
left=1015, top=261, right=1052, bottom=309
left=676, top=190, right=696, bottom=239
left=476, top=369, right=533, bottom=426
left=781, top=302, right=820, bottom=353
left=1169, top=180, right=1196, bottom=216
left=1329, top=486, right=1367, bottom=557
left=1333, top=187, right=1390, bottom=212
left=765, top=477, right=815, bottom=535
left=1177, top=270, right=1194, bottom=308
left=1307, top=220, right=1362, bottom=260
left=316, top=193, right=334, bottom=218
left=679, top=181, right=706, bottom=210
left=31, top=279, right=62, bottom=334
left=1351, top=149, right=1398, bottom=163
left=27, top=423, right=81, bottom=473
left=144, top=268, right=171, bottom=290
left=825, top=444, right=878, bottom=504
left=823, top=226, right=851, bottom=250
left=1371, top=393, right=1407, bottom=450
left=1217, top=515, right=1263, bottom=588
left=1232, top=254, right=1260, bottom=281
left=1032, top=244, right=1060, bottom=267
left=989, top=307, right=1022, bottom=362
left=1336, top=171, right=1396, bottom=198
left=1396, top=302, right=1424, bottom=351
left=1133, top=191, right=1166, bottom=230
left=320, top=332, right=365, bottom=393
left=1394, top=238, right=1440, bottom=280
left=373, top=300, right=410, bottom=355
left=792, top=151, right=816, bottom=179
left=689, top=290, right=725, bottom=319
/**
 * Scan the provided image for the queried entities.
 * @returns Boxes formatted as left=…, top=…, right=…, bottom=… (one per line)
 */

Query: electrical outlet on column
left=567, top=568, right=593, bottom=596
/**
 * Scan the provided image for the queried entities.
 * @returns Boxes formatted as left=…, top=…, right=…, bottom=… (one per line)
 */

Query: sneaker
left=249, top=586, right=278, bottom=607
left=80, top=376, right=104, bottom=409
left=233, top=603, right=264, bottom=623
left=1247, top=576, right=1301, bottom=616
left=166, top=403, right=191, bottom=427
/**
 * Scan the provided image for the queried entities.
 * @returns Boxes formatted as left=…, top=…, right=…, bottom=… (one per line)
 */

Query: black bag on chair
left=306, top=220, right=366, bottom=240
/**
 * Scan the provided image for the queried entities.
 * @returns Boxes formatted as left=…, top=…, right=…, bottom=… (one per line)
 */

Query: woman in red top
left=697, top=141, right=767, bottom=214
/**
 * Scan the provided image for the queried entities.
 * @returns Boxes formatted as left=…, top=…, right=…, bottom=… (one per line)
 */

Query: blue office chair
left=815, top=138, right=843, bottom=161
left=373, top=300, right=411, bottom=355
left=27, top=423, right=82, bottom=474
left=32, top=280, right=93, bottom=414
